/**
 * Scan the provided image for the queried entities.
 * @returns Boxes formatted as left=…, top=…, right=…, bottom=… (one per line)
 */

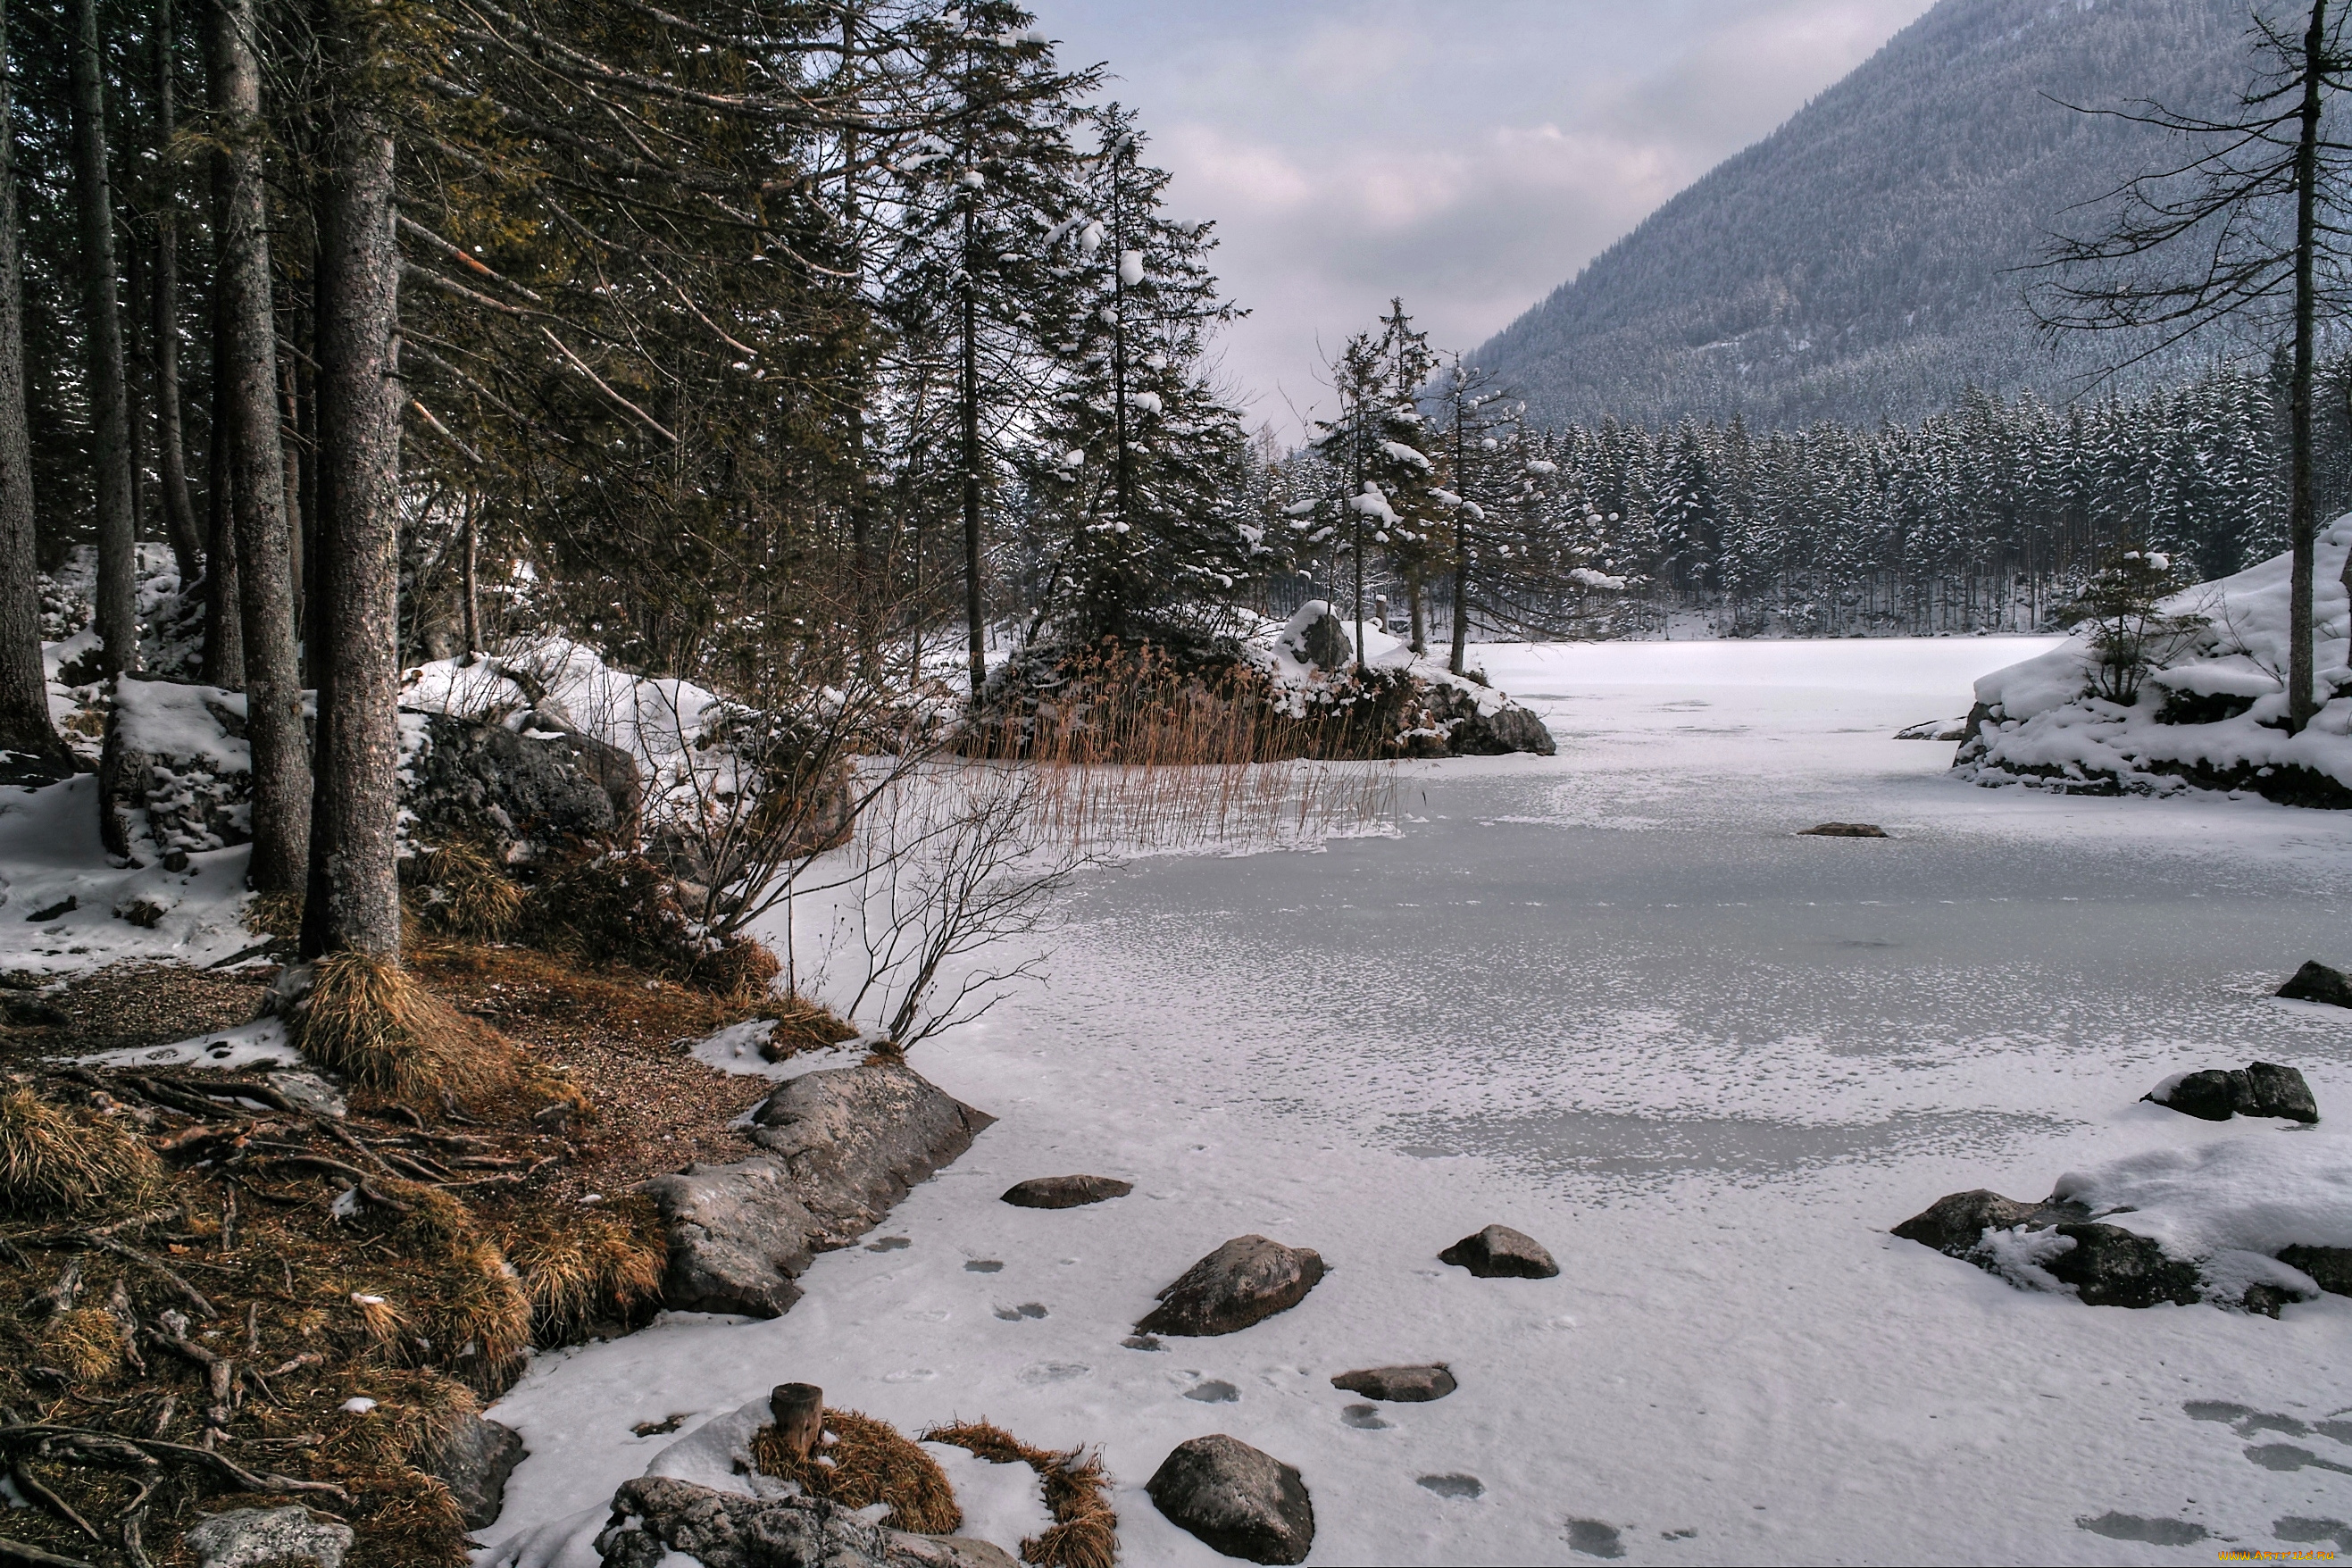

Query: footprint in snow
left=881, top=1368, right=938, bottom=1383
left=865, top=1236, right=911, bottom=1252
left=2247, top=1443, right=2352, bottom=1476
left=992, top=1302, right=1047, bottom=1321
left=1015, top=1362, right=1088, bottom=1386
left=1418, top=1474, right=1482, bottom=1500
left=963, top=1259, right=1004, bottom=1273
left=2277, top=1518, right=2352, bottom=1552
left=1182, top=1380, right=1239, bottom=1404
left=1339, top=1404, right=1389, bottom=1430
left=1564, top=1519, right=1625, bottom=1559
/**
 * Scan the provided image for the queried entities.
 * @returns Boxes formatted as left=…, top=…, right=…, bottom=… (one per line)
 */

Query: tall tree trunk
left=151, top=0, right=202, bottom=594
left=0, top=0, right=65, bottom=766
left=201, top=218, right=244, bottom=685
left=212, top=0, right=309, bottom=893
left=69, top=0, right=140, bottom=678
left=459, top=492, right=479, bottom=655
left=302, top=79, right=401, bottom=960
left=279, top=354, right=303, bottom=617
left=959, top=219, right=984, bottom=699
left=1448, top=414, right=1470, bottom=675
left=2292, top=1, right=2327, bottom=729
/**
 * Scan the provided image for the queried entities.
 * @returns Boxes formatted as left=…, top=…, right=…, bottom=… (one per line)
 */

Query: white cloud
left=1031, top=0, right=1936, bottom=438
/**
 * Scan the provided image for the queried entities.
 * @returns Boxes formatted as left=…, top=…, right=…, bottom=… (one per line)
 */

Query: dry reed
left=922, top=1418, right=1119, bottom=1568
left=407, top=840, right=526, bottom=943
left=496, top=1195, right=667, bottom=1344
left=0, top=1088, right=163, bottom=1215
left=749, top=1407, right=963, bottom=1534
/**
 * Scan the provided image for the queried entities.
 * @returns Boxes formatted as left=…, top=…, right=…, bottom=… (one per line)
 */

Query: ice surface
left=464, top=636, right=2352, bottom=1564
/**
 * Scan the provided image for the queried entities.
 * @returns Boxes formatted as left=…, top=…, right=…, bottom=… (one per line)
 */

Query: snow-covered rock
left=593, top=1476, right=927, bottom=1568
left=2143, top=1062, right=2318, bottom=1123
left=99, top=677, right=256, bottom=862
left=1956, top=520, right=2352, bottom=804
left=1249, top=601, right=1555, bottom=756
left=402, top=708, right=641, bottom=857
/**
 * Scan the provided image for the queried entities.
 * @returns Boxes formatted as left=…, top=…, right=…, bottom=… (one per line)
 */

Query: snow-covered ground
left=437, top=638, right=2352, bottom=1562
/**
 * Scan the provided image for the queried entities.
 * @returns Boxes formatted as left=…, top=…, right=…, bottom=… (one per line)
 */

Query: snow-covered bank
left=1960, top=521, right=2352, bottom=804
left=481, top=634, right=2352, bottom=1567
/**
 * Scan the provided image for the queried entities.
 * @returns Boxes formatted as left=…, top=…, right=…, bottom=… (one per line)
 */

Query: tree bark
left=68, top=0, right=141, bottom=678
left=201, top=227, right=244, bottom=687
left=302, top=73, right=402, bottom=960
left=2292, top=1, right=2327, bottom=729
left=459, top=493, right=480, bottom=654
left=959, top=205, right=984, bottom=699
left=150, top=0, right=203, bottom=595
left=0, top=0, right=66, bottom=766
left=211, top=0, right=309, bottom=893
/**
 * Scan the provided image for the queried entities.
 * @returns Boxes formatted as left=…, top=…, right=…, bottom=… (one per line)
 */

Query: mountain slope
left=1473, top=0, right=2256, bottom=430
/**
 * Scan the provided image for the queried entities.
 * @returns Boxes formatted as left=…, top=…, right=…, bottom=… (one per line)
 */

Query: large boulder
left=403, top=708, right=641, bottom=857
left=638, top=1157, right=815, bottom=1318
left=642, top=1062, right=993, bottom=1317
left=596, top=1475, right=933, bottom=1568
left=2278, top=960, right=2352, bottom=1008
left=1891, top=1189, right=2075, bottom=1255
left=99, top=677, right=256, bottom=860
left=2040, top=1222, right=2205, bottom=1310
left=1895, top=1191, right=2206, bottom=1308
left=1146, top=1434, right=1315, bottom=1565
left=747, top=1060, right=995, bottom=1247
left=1281, top=608, right=1353, bottom=673
left=184, top=1505, right=353, bottom=1568
left=1439, top=1224, right=1559, bottom=1279
left=1425, top=682, right=1556, bottom=757
left=430, top=1414, right=526, bottom=1531
left=1137, top=1236, right=1324, bottom=1338
left=2145, top=1062, right=2319, bottom=1123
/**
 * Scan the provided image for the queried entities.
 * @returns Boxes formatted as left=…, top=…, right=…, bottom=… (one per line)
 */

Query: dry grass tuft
left=757, top=993, right=860, bottom=1060
left=497, top=1195, right=666, bottom=1344
left=750, top=1407, right=963, bottom=1535
left=924, top=1419, right=1120, bottom=1568
left=34, top=1305, right=126, bottom=1383
left=406, top=841, right=526, bottom=943
left=0, top=1087, right=163, bottom=1215
left=294, top=952, right=518, bottom=1105
left=334, top=1367, right=484, bottom=1473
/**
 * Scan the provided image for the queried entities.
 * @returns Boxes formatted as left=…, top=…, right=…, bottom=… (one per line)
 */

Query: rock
left=100, top=678, right=256, bottom=861
left=643, top=1061, right=993, bottom=1316
left=1136, top=1235, right=1325, bottom=1338
left=638, top=1157, right=815, bottom=1318
left=184, top=1505, right=354, bottom=1568
left=1330, top=1364, right=1456, bottom=1403
left=2278, top=959, right=2352, bottom=1008
left=1891, top=1189, right=2081, bottom=1256
left=1425, top=682, right=1557, bottom=756
left=2039, top=1222, right=2204, bottom=1308
left=2145, top=1062, right=2319, bottom=1123
left=403, top=709, right=640, bottom=858
left=1146, top=1433, right=1315, bottom=1565
left=1894, top=717, right=1969, bottom=741
left=0, top=747, right=76, bottom=788
left=1286, top=608, right=1353, bottom=672
left=0, top=992, right=69, bottom=1029
left=885, top=1533, right=1022, bottom=1568
left=595, top=1475, right=928, bottom=1568
left=2278, top=1244, right=2352, bottom=1296
left=2247, top=1061, right=2321, bottom=1122
left=263, top=1068, right=347, bottom=1119
left=1798, top=822, right=1888, bottom=838
left=1000, top=1174, right=1133, bottom=1209
left=1439, top=1223, right=1559, bottom=1279
left=430, top=1414, right=526, bottom=1530
left=748, top=1060, right=995, bottom=1247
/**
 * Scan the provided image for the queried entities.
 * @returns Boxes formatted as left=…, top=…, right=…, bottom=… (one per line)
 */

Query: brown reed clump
left=0, top=1087, right=163, bottom=1216
left=293, top=952, right=519, bottom=1105
left=922, top=1418, right=1120, bottom=1568
left=34, top=1305, right=126, bottom=1384
left=497, top=1194, right=668, bottom=1345
left=407, top=840, right=526, bottom=943
left=749, top=1407, right=963, bottom=1535
left=244, top=887, right=304, bottom=938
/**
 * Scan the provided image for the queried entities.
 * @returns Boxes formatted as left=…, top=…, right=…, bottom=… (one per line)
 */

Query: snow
left=72, top=1017, right=298, bottom=1072
left=2055, top=1127, right=2352, bottom=1262
left=112, top=679, right=251, bottom=773
left=686, top=1020, right=869, bottom=1084
left=481, top=633, right=2352, bottom=1567
left=1966, top=520, right=2352, bottom=793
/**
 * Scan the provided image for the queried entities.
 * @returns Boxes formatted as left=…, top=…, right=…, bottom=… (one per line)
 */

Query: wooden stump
left=769, top=1381, right=823, bottom=1460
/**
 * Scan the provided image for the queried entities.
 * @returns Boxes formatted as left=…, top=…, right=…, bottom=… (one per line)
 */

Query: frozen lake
left=488, top=637, right=2352, bottom=1567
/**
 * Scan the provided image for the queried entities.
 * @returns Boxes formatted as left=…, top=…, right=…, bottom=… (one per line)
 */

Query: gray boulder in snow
left=1891, top=1189, right=2079, bottom=1255
left=1330, top=1364, right=1456, bottom=1402
left=2039, top=1222, right=2204, bottom=1309
left=1000, top=1173, right=1133, bottom=1209
left=2278, top=960, right=2352, bottom=1009
left=184, top=1505, right=353, bottom=1568
left=641, top=1060, right=993, bottom=1317
left=1286, top=608, right=1353, bottom=672
left=1146, top=1433, right=1315, bottom=1565
left=1137, top=1235, right=1325, bottom=1338
left=596, top=1475, right=919, bottom=1568
left=429, top=1414, right=526, bottom=1530
left=638, top=1156, right=815, bottom=1318
left=2145, top=1062, right=2318, bottom=1124
left=748, top=1059, right=996, bottom=1248
left=404, top=709, right=641, bottom=857
left=1426, top=683, right=1556, bottom=756
left=884, top=1534, right=1021, bottom=1568
left=1439, top=1223, right=1559, bottom=1279
left=2278, top=1245, right=2352, bottom=1296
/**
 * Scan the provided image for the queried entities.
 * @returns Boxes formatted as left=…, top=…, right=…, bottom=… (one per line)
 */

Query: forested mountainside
left=1472, top=0, right=2255, bottom=431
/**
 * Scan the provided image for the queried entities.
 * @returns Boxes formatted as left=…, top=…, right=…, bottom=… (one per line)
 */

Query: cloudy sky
left=1027, top=0, right=1939, bottom=438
